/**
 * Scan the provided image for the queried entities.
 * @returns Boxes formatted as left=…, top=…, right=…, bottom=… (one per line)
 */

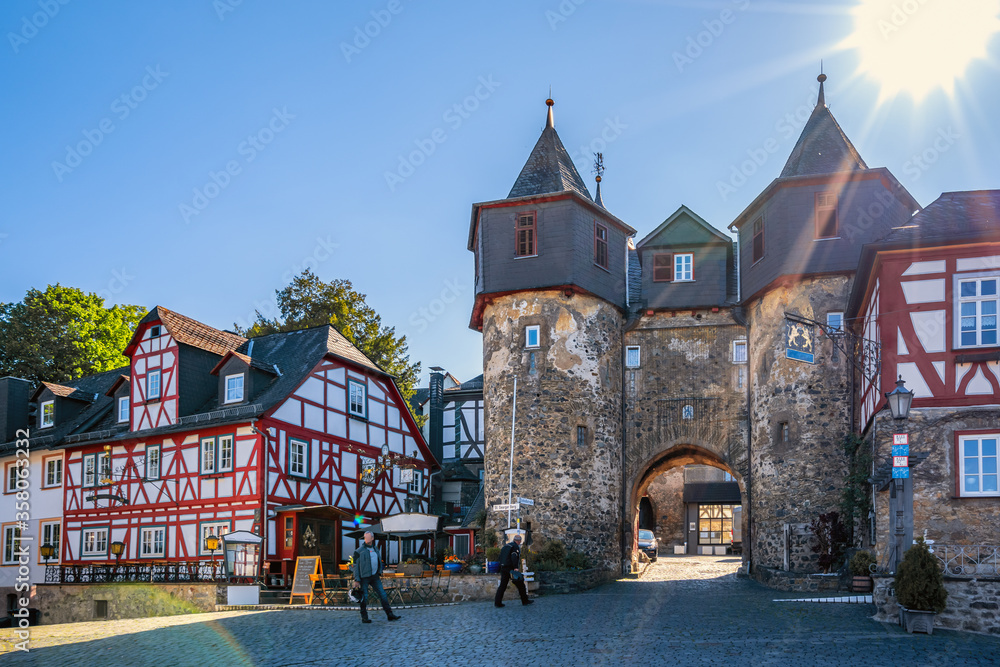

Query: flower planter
left=444, top=563, right=462, bottom=573
left=851, top=575, right=873, bottom=593
left=401, top=564, right=425, bottom=576
left=468, top=565, right=483, bottom=574
left=899, top=606, right=936, bottom=634
left=486, top=561, right=500, bottom=574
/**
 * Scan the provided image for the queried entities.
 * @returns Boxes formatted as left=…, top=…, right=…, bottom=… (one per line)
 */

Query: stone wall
left=748, top=277, right=854, bottom=571
left=32, top=583, right=223, bottom=625
left=872, top=575, right=1000, bottom=635
left=751, top=565, right=841, bottom=592
left=872, top=407, right=1000, bottom=548
left=623, top=309, right=749, bottom=557
left=481, top=291, right=622, bottom=571
left=644, top=467, right=685, bottom=548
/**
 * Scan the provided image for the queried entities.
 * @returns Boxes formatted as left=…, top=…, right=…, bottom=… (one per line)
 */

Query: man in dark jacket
left=494, top=534, right=533, bottom=607
left=352, top=531, right=401, bottom=623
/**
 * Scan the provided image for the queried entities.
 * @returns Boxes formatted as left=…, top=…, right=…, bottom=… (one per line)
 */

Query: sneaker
left=494, top=603, right=505, bottom=608
left=522, top=599, right=534, bottom=606
left=362, top=618, right=372, bottom=624
left=387, top=614, right=402, bottom=621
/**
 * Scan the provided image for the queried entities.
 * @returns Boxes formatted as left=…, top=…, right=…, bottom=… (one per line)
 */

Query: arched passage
left=628, top=444, right=747, bottom=562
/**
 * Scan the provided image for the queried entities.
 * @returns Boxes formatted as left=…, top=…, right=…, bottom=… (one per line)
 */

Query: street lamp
left=40, top=543, right=56, bottom=563
left=885, top=376, right=914, bottom=420
left=884, top=376, right=914, bottom=571
left=110, top=540, right=125, bottom=563
left=205, top=534, right=221, bottom=579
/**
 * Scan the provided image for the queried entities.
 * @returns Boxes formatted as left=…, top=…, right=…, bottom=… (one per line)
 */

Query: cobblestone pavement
left=3, top=555, right=998, bottom=666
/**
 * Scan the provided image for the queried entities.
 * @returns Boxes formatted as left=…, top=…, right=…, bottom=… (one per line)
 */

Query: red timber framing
left=129, top=320, right=179, bottom=432
left=61, top=422, right=262, bottom=563
left=856, top=244, right=1000, bottom=429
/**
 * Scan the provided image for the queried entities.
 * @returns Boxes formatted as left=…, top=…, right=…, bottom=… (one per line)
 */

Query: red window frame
left=594, top=222, right=609, bottom=269
left=653, top=253, right=673, bottom=282
left=515, top=211, right=537, bottom=257
left=815, top=192, right=838, bottom=239
left=752, top=217, right=764, bottom=264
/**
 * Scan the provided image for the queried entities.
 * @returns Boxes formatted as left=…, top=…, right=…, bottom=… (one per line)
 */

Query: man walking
left=494, top=533, right=533, bottom=607
left=353, top=531, right=402, bottom=623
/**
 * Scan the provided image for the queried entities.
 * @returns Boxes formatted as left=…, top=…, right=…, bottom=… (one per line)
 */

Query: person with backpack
left=494, top=533, right=533, bottom=607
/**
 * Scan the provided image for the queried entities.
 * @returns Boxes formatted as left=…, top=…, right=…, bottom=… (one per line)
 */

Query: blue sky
left=3, top=1, right=999, bottom=385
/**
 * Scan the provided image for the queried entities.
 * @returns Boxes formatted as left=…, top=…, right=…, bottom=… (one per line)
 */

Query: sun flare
left=842, top=0, right=1000, bottom=101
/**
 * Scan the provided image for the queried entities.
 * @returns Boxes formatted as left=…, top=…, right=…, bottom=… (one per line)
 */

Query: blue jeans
left=358, top=575, right=393, bottom=619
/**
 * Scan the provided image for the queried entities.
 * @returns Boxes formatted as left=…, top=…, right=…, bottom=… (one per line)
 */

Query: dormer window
left=815, top=192, right=838, bottom=239
left=674, top=253, right=693, bottom=281
left=515, top=212, right=537, bottom=257
left=40, top=400, right=54, bottom=428
left=146, top=370, right=161, bottom=401
left=594, top=222, right=609, bottom=269
left=225, top=374, right=245, bottom=403
left=117, top=397, right=129, bottom=423
left=653, top=253, right=673, bottom=282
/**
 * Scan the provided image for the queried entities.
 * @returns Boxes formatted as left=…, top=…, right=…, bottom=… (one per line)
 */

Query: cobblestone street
left=2, top=556, right=997, bottom=666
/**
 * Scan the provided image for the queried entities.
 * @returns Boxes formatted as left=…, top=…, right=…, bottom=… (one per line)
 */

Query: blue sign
left=892, top=467, right=910, bottom=479
left=892, top=445, right=910, bottom=457
left=785, top=321, right=815, bottom=364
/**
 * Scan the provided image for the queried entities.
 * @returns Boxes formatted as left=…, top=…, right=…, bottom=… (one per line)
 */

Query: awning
left=344, top=513, right=444, bottom=540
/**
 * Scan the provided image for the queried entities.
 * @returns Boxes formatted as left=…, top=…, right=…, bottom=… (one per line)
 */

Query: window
left=409, top=470, right=423, bottom=494
left=225, top=374, right=244, bottom=403
left=594, top=222, right=609, bottom=269
left=453, top=534, right=470, bottom=558
left=957, top=276, right=998, bottom=348
left=289, top=438, right=308, bottom=478
left=815, top=192, right=838, bottom=239
left=218, top=435, right=234, bottom=472
left=83, top=454, right=96, bottom=488
left=827, top=312, right=844, bottom=333
left=146, top=369, right=161, bottom=401
left=5, top=463, right=18, bottom=493
left=40, top=521, right=60, bottom=563
left=201, top=438, right=216, bottom=474
left=752, top=217, right=764, bottom=264
left=40, top=400, right=54, bottom=428
left=698, top=504, right=736, bottom=545
left=515, top=212, right=536, bottom=257
left=525, top=325, right=540, bottom=349
left=149, top=325, right=161, bottom=337
left=284, top=517, right=294, bottom=548
left=140, top=526, right=166, bottom=558
left=2, top=524, right=21, bottom=565
left=779, top=422, right=790, bottom=442
left=348, top=380, right=367, bottom=418
left=200, top=522, right=231, bottom=555
left=145, top=445, right=160, bottom=480
left=577, top=426, right=587, bottom=447
left=117, top=396, right=129, bottom=423
left=674, top=253, right=693, bottom=281
left=625, top=346, right=640, bottom=368
left=44, top=456, right=63, bottom=487
left=81, top=527, right=108, bottom=557
left=653, top=253, right=673, bottom=282
left=959, top=435, right=998, bottom=496
left=732, top=340, right=747, bottom=363
left=98, top=452, right=110, bottom=485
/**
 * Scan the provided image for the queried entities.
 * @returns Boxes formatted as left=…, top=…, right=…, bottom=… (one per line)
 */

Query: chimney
left=0, top=377, right=31, bottom=443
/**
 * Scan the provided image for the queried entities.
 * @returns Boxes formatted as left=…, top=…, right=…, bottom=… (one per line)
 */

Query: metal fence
left=931, top=545, right=1000, bottom=577
left=44, top=561, right=229, bottom=584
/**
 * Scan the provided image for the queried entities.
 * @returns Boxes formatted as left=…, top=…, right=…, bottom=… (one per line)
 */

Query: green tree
left=0, top=285, right=146, bottom=383
left=840, top=433, right=874, bottom=545
left=236, top=270, right=421, bottom=412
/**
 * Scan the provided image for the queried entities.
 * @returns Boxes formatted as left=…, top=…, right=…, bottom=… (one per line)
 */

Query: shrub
left=894, top=537, right=947, bottom=613
left=534, top=540, right=566, bottom=566
left=532, top=559, right=562, bottom=572
left=849, top=550, right=876, bottom=577
left=485, top=546, right=501, bottom=562
left=809, top=511, right=850, bottom=573
left=565, top=550, right=591, bottom=570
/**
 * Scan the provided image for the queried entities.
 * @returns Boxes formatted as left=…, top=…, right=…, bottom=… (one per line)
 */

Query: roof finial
left=817, top=63, right=827, bottom=107
left=593, top=152, right=605, bottom=208
left=545, top=95, right=554, bottom=129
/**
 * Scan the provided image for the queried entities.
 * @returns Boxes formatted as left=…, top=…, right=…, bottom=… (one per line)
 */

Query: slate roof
left=507, top=103, right=592, bottom=201
left=779, top=99, right=867, bottom=178
left=879, top=190, right=1000, bottom=246
left=627, top=243, right=642, bottom=306
left=126, top=306, right=246, bottom=357
left=445, top=374, right=483, bottom=394
left=35, top=381, right=96, bottom=402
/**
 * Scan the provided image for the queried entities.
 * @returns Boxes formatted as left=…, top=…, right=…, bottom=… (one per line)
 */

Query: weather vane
left=593, top=152, right=604, bottom=180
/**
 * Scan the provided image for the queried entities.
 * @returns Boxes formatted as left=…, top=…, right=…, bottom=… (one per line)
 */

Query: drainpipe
left=251, top=421, right=269, bottom=581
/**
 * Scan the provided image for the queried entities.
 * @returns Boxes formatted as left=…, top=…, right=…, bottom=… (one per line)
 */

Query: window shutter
left=653, top=253, right=673, bottom=282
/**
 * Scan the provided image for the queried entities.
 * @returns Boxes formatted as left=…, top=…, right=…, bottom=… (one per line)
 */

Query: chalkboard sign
left=289, top=556, right=322, bottom=605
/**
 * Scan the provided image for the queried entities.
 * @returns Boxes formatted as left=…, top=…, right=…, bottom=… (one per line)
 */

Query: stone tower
left=468, top=100, right=636, bottom=569
left=729, top=75, right=920, bottom=574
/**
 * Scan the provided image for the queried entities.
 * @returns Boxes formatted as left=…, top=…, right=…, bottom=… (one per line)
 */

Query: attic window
left=674, top=253, right=693, bottom=281
left=117, top=397, right=129, bottom=423
left=653, top=253, right=673, bottom=282
left=149, top=325, right=161, bottom=338
left=225, top=374, right=245, bottom=404
left=815, top=193, right=838, bottom=239
left=348, top=380, right=367, bottom=418
left=594, top=222, right=609, bottom=269
left=41, top=400, right=55, bottom=428
left=515, top=212, right=537, bottom=257
left=752, top=217, right=764, bottom=264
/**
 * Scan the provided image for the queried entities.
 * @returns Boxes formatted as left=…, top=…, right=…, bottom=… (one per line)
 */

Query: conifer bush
left=894, top=537, right=947, bottom=613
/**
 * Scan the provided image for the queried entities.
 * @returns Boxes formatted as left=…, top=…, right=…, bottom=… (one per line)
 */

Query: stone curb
left=772, top=595, right=873, bottom=604
left=215, top=602, right=459, bottom=612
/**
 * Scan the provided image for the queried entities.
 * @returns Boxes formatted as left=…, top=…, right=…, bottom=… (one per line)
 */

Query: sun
left=841, top=0, right=1000, bottom=101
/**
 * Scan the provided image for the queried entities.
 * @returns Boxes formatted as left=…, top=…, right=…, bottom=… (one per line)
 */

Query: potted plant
left=849, top=550, right=876, bottom=593
left=894, top=537, right=947, bottom=634
left=485, top=546, right=501, bottom=573
left=443, top=553, right=464, bottom=573
left=401, top=558, right=425, bottom=576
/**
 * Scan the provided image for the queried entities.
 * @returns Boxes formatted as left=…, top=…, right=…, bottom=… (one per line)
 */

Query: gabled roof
left=507, top=100, right=592, bottom=201
left=445, top=374, right=483, bottom=393
left=878, top=190, right=1000, bottom=246
left=124, top=306, right=246, bottom=357
left=780, top=77, right=867, bottom=178
left=104, top=374, right=130, bottom=397
left=209, top=350, right=278, bottom=376
left=636, top=205, right=731, bottom=249
left=32, top=381, right=97, bottom=403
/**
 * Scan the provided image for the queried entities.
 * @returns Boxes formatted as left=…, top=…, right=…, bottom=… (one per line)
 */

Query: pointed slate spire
left=779, top=73, right=867, bottom=178
left=595, top=176, right=605, bottom=208
left=594, top=151, right=605, bottom=208
left=507, top=98, right=593, bottom=201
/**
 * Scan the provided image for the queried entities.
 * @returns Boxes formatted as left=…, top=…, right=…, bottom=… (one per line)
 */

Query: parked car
left=637, top=529, right=658, bottom=561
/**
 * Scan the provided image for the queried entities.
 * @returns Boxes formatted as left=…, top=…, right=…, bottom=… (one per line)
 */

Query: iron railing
left=44, top=560, right=230, bottom=584
left=931, top=544, right=1000, bottom=577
